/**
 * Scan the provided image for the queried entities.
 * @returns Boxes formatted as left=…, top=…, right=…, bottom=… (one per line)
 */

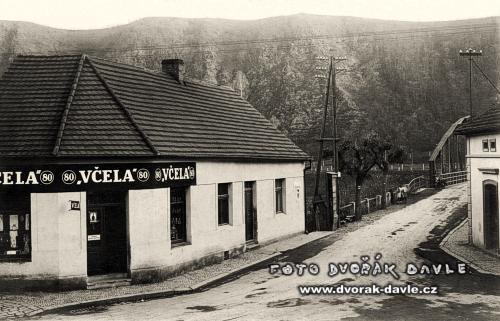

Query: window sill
left=0, top=257, right=31, bottom=263
left=275, top=211, right=287, bottom=215
left=171, top=241, right=191, bottom=249
left=217, top=223, right=233, bottom=230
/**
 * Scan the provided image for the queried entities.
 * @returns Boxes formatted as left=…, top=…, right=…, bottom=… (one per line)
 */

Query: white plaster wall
left=0, top=192, right=86, bottom=280
left=128, top=188, right=170, bottom=271
left=467, top=134, right=500, bottom=249
left=128, top=161, right=305, bottom=272
left=469, top=134, right=500, bottom=154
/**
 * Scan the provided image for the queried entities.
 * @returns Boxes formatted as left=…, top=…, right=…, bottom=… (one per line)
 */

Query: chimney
left=162, top=59, right=185, bottom=83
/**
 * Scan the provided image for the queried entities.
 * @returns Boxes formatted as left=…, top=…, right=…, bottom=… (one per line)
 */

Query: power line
left=5, top=22, right=498, bottom=56
left=471, top=58, right=500, bottom=95
left=78, top=27, right=498, bottom=61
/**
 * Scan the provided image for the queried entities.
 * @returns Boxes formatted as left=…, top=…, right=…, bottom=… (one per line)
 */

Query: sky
left=0, top=0, right=499, bottom=30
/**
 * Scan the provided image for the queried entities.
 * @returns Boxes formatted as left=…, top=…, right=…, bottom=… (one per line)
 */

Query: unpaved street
left=33, top=184, right=500, bottom=321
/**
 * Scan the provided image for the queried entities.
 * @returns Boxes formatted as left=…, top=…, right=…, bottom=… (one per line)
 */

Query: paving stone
left=441, top=220, right=500, bottom=276
left=0, top=231, right=331, bottom=319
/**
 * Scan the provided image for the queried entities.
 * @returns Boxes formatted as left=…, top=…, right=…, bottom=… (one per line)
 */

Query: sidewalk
left=0, top=231, right=332, bottom=320
left=440, top=219, right=500, bottom=276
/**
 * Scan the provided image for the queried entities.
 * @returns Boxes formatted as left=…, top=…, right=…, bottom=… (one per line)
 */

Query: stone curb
left=439, top=219, right=499, bottom=277
left=34, top=232, right=334, bottom=318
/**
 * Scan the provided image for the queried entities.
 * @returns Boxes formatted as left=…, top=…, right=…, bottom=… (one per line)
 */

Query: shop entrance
left=87, top=190, right=128, bottom=276
left=483, top=181, right=499, bottom=251
left=244, top=181, right=257, bottom=242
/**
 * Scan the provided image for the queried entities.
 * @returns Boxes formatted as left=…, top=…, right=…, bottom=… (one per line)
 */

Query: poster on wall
left=9, top=214, right=18, bottom=249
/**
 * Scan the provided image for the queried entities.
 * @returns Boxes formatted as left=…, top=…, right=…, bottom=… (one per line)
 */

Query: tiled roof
left=0, top=55, right=308, bottom=160
left=455, top=107, right=500, bottom=136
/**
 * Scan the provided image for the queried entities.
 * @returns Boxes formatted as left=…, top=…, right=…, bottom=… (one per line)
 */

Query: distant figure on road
left=394, top=185, right=408, bottom=203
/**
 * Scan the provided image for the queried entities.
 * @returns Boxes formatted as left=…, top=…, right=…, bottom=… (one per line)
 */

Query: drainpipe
left=304, top=159, right=312, bottom=234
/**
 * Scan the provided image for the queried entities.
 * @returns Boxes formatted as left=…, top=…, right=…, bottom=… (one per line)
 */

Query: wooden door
left=87, top=191, right=127, bottom=276
left=484, top=181, right=499, bottom=250
left=245, top=182, right=256, bottom=242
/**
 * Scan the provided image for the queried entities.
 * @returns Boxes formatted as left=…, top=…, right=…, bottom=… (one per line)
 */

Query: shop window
left=275, top=178, right=286, bottom=213
left=482, top=139, right=489, bottom=152
left=170, top=187, right=187, bottom=245
left=0, top=191, right=31, bottom=261
left=490, top=139, right=496, bottom=152
left=218, top=183, right=231, bottom=225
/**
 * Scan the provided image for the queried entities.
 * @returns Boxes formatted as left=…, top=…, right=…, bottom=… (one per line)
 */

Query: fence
left=338, top=175, right=430, bottom=223
left=388, top=163, right=429, bottom=171
left=309, top=161, right=429, bottom=173
left=405, top=175, right=428, bottom=193
left=439, top=171, right=467, bottom=186
left=339, top=193, right=389, bottom=221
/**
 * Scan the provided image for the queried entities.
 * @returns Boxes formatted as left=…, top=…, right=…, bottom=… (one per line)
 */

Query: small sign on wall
left=87, top=234, right=100, bottom=241
left=69, top=200, right=80, bottom=211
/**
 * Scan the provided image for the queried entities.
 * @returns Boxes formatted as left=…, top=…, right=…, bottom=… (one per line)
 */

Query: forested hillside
left=1, top=14, right=498, bottom=157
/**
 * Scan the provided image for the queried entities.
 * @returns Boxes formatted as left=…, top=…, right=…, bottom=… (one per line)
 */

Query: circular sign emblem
left=40, top=170, right=55, bottom=185
left=62, top=170, right=77, bottom=185
left=188, top=166, right=195, bottom=180
left=155, top=168, right=162, bottom=181
left=137, top=168, right=150, bottom=182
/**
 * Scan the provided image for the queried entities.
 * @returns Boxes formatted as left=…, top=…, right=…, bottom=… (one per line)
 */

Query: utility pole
left=331, top=57, right=346, bottom=229
left=312, top=55, right=347, bottom=231
left=312, top=56, right=333, bottom=231
left=459, top=48, right=482, bottom=116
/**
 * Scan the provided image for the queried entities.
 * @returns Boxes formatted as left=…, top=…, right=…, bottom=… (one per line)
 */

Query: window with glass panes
left=483, top=139, right=489, bottom=151
left=170, top=187, right=187, bottom=244
left=275, top=179, right=285, bottom=213
left=0, top=191, right=31, bottom=260
left=218, top=183, right=230, bottom=225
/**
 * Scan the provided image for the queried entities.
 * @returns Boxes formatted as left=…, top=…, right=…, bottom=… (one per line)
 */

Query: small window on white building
left=0, top=191, right=31, bottom=261
left=170, top=187, right=187, bottom=245
left=490, top=139, right=496, bottom=152
left=482, top=139, right=489, bottom=152
left=275, top=178, right=286, bottom=213
left=218, top=183, right=231, bottom=225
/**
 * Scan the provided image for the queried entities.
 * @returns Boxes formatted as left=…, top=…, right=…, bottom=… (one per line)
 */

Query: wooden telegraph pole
left=459, top=48, right=482, bottom=117
left=313, top=55, right=347, bottom=231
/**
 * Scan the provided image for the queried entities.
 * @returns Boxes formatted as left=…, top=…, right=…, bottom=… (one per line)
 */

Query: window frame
left=170, top=187, right=188, bottom=247
left=482, top=139, right=489, bottom=152
left=275, top=178, right=286, bottom=214
left=217, top=183, right=231, bottom=226
left=489, top=139, right=496, bottom=152
left=0, top=191, right=32, bottom=262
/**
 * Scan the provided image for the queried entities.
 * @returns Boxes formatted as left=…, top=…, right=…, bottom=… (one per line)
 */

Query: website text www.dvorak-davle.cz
left=268, top=253, right=468, bottom=296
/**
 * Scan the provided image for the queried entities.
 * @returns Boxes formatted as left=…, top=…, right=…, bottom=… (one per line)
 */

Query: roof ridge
left=52, top=54, right=86, bottom=156
left=86, top=57, right=161, bottom=156
left=16, top=54, right=83, bottom=58
left=89, top=55, right=240, bottom=93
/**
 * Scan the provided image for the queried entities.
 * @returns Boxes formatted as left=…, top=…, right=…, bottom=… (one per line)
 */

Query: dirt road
left=33, top=184, right=500, bottom=321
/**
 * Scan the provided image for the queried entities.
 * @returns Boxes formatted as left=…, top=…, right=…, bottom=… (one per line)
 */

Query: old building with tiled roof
left=0, top=55, right=308, bottom=290
left=455, top=107, right=499, bottom=254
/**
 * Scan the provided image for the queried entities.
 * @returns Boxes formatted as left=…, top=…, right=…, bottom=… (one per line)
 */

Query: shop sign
left=87, top=234, right=100, bottom=241
left=0, top=162, right=196, bottom=192
left=70, top=201, right=80, bottom=211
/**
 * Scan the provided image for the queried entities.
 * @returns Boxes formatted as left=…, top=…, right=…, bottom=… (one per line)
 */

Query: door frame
left=244, top=181, right=257, bottom=243
left=482, top=180, right=499, bottom=251
left=86, top=190, right=130, bottom=277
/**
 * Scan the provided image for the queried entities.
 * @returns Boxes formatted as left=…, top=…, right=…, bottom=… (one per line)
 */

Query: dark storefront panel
left=0, top=162, right=196, bottom=193
left=87, top=190, right=128, bottom=276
